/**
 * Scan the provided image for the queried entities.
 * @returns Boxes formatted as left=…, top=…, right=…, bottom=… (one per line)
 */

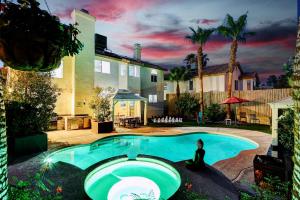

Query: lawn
left=148, top=120, right=271, bottom=134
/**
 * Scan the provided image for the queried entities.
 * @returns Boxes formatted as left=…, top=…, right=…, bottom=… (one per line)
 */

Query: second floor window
left=120, top=64, right=127, bottom=76
left=129, top=65, right=140, bottom=77
left=95, top=60, right=111, bottom=74
left=234, top=80, right=239, bottom=90
left=151, top=69, right=158, bottom=82
left=149, top=94, right=157, bottom=103
left=189, top=80, right=193, bottom=90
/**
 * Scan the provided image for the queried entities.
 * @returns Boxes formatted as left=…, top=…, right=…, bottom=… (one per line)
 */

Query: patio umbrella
left=221, top=96, right=250, bottom=124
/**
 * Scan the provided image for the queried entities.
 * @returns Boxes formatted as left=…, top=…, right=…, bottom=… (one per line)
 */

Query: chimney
left=133, top=43, right=142, bottom=60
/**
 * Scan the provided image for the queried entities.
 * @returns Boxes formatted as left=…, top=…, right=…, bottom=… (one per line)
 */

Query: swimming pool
left=46, top=132, right=258, bottom=170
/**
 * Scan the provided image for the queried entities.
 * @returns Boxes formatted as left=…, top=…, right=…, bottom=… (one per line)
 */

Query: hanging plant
left=0, top=0, right=83, bottom=72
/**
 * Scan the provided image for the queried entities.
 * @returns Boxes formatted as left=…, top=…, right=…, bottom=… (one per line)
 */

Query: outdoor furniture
left=239, top=112, right=247, bottom=123
left=225, top=119, right=232, bottom=125
left=119, top=117, right=140, bottom=128
left=250, top=114, right=260, bottom=124
left=221, top=96, right=250, bottom=125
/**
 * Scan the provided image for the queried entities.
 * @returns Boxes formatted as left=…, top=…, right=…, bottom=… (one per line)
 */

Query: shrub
left=89, top=87, right=115, bottom=122
left=9, top=173, right=62, bottom=200
left=240, top=176, right=291, bottom=200
left=175, top=93, right=199, bottom=119
left=6, top=101, right=40, bottom=137
left=278, top=108, right=294, bottom=153
left=4, top=69, right=59, bottom=135
left=204, top=104, right=226, bottom=122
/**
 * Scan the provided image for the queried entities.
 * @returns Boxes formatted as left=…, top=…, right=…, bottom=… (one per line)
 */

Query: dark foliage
left=0, top=0, right=83, bottom=71
left=204, top=104, right=226, bottom=122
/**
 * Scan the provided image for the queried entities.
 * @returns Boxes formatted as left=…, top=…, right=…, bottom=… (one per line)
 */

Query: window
left=247, top=80, right=252, bottom=90
left=234, top=80, right=239, bottom=90
left=151, top=75, right=157, bottom=82
left=129, top=65, right=140, bottom=77
left=120, top=102, right=126, bottom=107
left=94, top=60, right=111, bottom=74
left=51, top=61, right=63, bottom=78
left=189, top=80, right=193, bottom=90
left=151, top=69, right=158, bottom=82
left=120, top=64, right=127, bottom=76
left=149, top=94, right=157, bottom=103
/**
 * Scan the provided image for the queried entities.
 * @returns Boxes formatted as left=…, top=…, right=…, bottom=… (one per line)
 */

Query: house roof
left=113, top=89, right=147, bottom=101
left=96, top=50, right=167, bottom=71
left=240, top=72, right=257, bottom=80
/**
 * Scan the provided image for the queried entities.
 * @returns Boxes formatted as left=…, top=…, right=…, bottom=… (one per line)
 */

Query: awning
left=113, top=89, right=147, bottom=101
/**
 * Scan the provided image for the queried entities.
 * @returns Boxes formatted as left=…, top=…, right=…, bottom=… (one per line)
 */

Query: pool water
left=84, top=158, right=181, bottom=200
left=47, top=132, right=258, bottom=170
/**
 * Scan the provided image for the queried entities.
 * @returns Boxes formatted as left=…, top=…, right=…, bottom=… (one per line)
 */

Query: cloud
left=190, top=18, right=220, bottom=25
left=243, top=18, right=297, bottom=49
left=54, top=0, right=163, bottom=21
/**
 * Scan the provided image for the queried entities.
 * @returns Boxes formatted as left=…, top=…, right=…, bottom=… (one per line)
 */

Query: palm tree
left=186, top=27, right=214, bottom=114
left=218, top=13, right=254, bottom=119
left=292, top=18, right=300, bottom=200
left=184, top=53, right=196, bottom=68
left=184, top=53, right=209, bottom=69
left=169, top=66, right=191, bottom=98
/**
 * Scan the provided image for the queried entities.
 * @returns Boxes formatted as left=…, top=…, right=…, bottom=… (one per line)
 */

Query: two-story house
left=164, top=63, right=257, bottom=98
left=51, top=9, right=166, bottom=121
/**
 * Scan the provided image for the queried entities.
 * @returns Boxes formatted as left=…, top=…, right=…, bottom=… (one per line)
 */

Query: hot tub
left=84, top=157, right=181, bottom=200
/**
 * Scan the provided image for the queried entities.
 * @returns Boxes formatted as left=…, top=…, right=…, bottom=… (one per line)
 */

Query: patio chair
left=249, top=114, right=260, bottom=124
left=239, top=112, right=247, bottom=123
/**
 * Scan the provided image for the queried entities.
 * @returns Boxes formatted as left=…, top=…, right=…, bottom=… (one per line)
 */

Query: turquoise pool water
left=47, top=132, right=258, bottom=170
left=84, top=157, right=181, bottom=200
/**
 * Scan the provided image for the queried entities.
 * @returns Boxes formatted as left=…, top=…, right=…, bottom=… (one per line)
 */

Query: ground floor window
left=189, top=80, right=193, bottom=91
left=149, top=94, right=157, bottom=103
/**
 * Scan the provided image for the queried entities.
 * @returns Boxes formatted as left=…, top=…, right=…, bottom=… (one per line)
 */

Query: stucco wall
left=52, top=56, right=74, bottom=115
left=72, top=10, right=96, bottom=116
left=141, top=67, right=164, bottom=117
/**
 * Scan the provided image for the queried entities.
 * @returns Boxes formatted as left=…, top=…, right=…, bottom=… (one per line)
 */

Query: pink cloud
left=200, top=19, right=219, bottom=25
left=55, top=0, right=161, bottom=21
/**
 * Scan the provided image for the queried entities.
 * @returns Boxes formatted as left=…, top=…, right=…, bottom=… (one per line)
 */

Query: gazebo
left=112, top=89, right=148, bottom=126
left=268, top=97, right=293, bottom=157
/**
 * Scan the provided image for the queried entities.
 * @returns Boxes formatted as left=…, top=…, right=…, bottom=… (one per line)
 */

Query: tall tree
left=186, top=27, right=214, bottom=114
left=292, top=18, right=300, bottom=200
left=267, top=75, right=278, bottom=88
left=218, top=13, right=254, bottom=119
left=169, top=66, right=191, bottom=98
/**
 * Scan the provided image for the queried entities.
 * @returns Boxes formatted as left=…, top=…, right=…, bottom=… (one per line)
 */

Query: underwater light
left=44, top=157, right=52, bottom=163
left=107, top=176, right=160, bottom=200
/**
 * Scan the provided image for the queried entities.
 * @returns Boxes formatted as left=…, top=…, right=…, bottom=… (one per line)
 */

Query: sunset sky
left=39, top=0, right=297, bottom=80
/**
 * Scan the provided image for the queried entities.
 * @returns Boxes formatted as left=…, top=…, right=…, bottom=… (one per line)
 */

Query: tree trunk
left=292, top=20, right=300, bottom=200
left=176, top=81, right=180, bottom=99
left=226, top=39, right=238, bottom=119
left=0, top=80, right=8, bottom=200
left=197, top=47, right=204, bottom=114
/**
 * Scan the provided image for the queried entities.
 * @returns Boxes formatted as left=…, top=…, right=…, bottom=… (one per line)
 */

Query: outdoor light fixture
left=107, top=176, right=160, bottom=200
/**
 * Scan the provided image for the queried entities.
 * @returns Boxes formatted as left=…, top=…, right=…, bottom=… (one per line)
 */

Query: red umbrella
left=221, top=96, right=249, bottom=104
left=221, top=96, right=250, bottom=124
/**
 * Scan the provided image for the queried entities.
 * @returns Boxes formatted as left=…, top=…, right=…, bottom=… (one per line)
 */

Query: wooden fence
left=166, top=88, right=292, bottom=125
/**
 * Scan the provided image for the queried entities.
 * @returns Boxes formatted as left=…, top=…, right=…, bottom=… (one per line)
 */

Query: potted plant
left=90, top=87, right=115, bottom=134
left=0, top=0, right=83, bottom=71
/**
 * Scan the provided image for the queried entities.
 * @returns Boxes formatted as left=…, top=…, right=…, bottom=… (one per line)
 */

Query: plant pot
left=8, top=132, right=48, bottom=156
left=91, top=121, right=113, bottom=134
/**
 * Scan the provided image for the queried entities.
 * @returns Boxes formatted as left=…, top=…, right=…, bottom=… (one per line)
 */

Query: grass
left=148, top=120, right=271, bottom=134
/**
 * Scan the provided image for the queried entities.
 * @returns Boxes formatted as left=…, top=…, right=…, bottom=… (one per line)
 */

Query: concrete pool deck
left=8, top=126, right=271, bottom=199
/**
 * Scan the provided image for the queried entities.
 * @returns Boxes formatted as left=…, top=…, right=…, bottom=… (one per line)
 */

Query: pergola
left=268, top=97, right=293, bottom=157
left=112, top=89, right=148, bottom=126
